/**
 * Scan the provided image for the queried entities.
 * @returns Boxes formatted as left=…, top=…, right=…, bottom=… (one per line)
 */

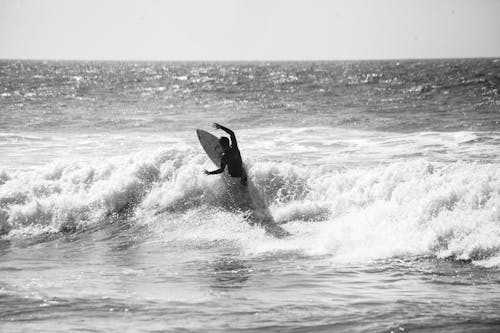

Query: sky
left=1, top=0, right=499, bottom=61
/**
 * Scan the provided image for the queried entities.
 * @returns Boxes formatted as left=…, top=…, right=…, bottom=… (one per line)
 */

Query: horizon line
left=1, top=56, right=499, bottom=63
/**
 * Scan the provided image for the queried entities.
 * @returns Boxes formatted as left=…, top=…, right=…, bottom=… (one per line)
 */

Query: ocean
left=1, top=59, right=499, bottom=332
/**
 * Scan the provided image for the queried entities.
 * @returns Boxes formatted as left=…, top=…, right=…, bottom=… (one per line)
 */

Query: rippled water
left=2, top=231, right=500, bottom=332
left=1, top=60, right=500, bottom=332
left=1, top=59, right=499, bottom=132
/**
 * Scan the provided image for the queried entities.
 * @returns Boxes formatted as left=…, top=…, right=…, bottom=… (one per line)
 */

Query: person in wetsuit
left=204, top=123, right=248, bottom=186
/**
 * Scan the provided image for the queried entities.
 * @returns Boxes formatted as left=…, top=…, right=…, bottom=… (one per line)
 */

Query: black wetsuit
left=221, top=147, right=244, bottom=177
left=220, top=146, right=247, bottom=185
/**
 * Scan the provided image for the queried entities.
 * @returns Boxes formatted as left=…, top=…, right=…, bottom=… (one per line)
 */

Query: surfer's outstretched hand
left=213, top=123, right=222, bottom=130
left=203, top=169, right=210, bottom=175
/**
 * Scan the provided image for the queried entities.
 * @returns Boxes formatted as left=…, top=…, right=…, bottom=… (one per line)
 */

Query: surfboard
left=196, top=129, right=224, bottom=167
left=196, top=129, right=290, bottom=238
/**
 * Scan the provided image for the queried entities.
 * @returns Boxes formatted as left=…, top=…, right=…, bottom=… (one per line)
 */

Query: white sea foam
left=1, top=147, right=499, bottom=266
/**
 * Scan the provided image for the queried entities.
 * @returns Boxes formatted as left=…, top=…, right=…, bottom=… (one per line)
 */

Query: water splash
left=1, top=149, right=499, bottom=266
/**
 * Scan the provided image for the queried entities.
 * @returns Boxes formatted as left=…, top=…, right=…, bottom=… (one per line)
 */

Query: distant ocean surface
left=1, top=59, right=500, bottom=332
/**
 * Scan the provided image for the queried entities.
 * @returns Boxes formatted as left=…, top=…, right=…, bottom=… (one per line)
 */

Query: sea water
left=1, top=59, right=500, bottom=332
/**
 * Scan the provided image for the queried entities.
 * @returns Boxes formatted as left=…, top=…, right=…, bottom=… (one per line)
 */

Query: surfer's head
left=219, top=137, right=230, bottom=149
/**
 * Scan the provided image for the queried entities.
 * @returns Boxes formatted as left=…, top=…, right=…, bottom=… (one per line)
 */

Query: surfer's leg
left=240, top=168, right=248, bottom=186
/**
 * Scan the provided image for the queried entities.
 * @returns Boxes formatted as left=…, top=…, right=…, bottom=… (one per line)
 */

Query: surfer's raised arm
left=213, top=123, right=237, bottom=148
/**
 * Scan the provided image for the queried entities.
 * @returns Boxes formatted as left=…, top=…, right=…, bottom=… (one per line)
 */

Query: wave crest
left=1, top=151, right=500, bottom=266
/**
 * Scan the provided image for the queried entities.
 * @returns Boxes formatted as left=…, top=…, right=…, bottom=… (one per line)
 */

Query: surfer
left=204, top=123, right=248, bottom=186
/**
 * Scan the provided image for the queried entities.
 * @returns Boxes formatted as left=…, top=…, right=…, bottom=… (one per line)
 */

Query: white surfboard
left=196, top=129, right=290, bottom=238
left=196, top=129, right=223, bottom=167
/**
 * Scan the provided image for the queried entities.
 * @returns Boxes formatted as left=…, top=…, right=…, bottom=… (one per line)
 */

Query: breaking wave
left=0, top=149, right=499, bottom=266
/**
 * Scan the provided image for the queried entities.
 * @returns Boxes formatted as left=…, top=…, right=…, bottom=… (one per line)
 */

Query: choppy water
left=1, top=59, right=500, bottom=332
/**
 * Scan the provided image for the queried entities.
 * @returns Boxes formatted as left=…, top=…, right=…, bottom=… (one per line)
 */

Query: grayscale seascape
left=1, top=59, right=500, bottom=332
